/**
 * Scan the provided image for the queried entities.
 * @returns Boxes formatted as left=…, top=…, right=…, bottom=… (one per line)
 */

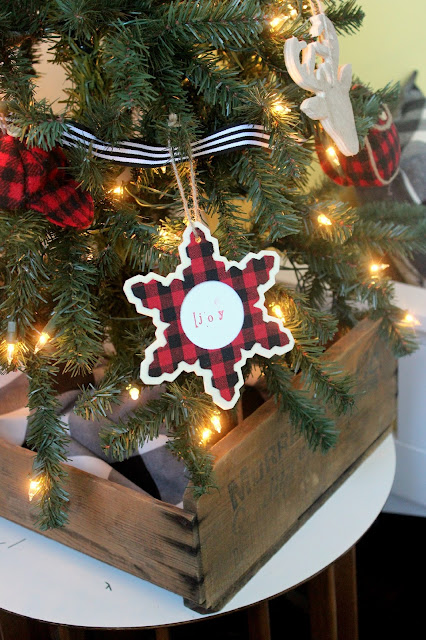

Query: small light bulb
left=35, top=332, right=50, bottom=354
left=271, top=304, right=285, bottom=320
left=111, top=185, right=124, bottom=196
left=128, top=386, right=140, bottom=401
left=6, top=342, right=15, bottom=364
left=5, top=320, right=17, bottom=365
left=271, top=101, right=290, bottom=116
left=211, top=413, right=222, bottom=433
left=28, top=479, right=41, bottom=502
left=317, top=214, right=332, bottom=226
left=201, top=428, right=213, bottom=444
left=161, top=166, right=167, bottom=174
left=290, top=8, right=298, bottom=17
left=270, top=16, right=286, bottom=29
left=370, top=263, right=389, bottom=275
left=326, top=146, right=340, bottom=167
left=402, top=313, right=420, bottom=326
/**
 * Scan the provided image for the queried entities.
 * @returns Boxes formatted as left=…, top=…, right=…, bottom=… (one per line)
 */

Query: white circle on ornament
left=180, top=281, right=244, bottom=350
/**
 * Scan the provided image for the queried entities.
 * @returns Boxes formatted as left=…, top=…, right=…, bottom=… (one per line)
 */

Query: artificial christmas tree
left=0, top=0, right=425, bottom=606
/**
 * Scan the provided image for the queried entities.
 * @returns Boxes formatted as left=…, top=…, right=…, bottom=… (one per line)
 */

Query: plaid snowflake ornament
left=124, top=222, right=294, bottom=409
left=0, top=134, right=94, bottom=228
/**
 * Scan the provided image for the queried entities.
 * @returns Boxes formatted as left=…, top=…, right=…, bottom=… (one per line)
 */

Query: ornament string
left=167, top=114, right=202, bottom=232
left=167, top=136, right=194, bottom=228
left=309, top=0, right=324, bottom=15
left=0, top=107, right=7, bottom=135
left=186, top=143, right=202, bottom=224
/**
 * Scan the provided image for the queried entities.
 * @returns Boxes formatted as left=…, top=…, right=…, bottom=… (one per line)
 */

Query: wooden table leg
left=50, top=625, right=87, bottom=639
left=334, top=546, right=359, bottom=640
left=307, top=564, right=338, bottom=640
left=247, top=600, right=271, bottom=640
left=0, top=610, right=33, bottom=640
left=155, top=627, right=171, bottom=640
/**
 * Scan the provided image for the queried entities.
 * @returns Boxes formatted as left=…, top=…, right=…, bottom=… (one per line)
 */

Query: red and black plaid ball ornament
left=124, top=222, right=294, bottom=409
left=0, top=133, right=94, bottom=228
left=316, top=105, right=401, bottom=188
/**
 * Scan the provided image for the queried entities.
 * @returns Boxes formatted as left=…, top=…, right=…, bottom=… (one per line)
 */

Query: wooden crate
left=0, top=319, right=396, bottom=612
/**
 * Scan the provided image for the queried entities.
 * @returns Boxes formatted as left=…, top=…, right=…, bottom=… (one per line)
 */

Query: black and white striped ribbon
left=61, top=122, right=271, bottom=167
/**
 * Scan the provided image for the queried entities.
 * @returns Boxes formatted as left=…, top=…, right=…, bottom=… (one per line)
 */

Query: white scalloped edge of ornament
left=123, top=222, right=294, bottom=409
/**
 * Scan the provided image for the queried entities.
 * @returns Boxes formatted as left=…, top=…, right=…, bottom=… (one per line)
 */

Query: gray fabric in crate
left=67, top=390, right=189, bottom=506
left=62, top=422, right=147, bottom=494
left=0, top=392, right=147, bottom=495
left=0, top=371, right=189, bottom=505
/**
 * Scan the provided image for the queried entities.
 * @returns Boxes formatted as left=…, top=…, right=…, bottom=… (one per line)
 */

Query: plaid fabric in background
left=316, top=106, right=401, bottom=188
left=394, top=71, right=426, bottom=205
left=0, top=134, right=94, bottom=228
left=0, top=372, right=188, bottom=506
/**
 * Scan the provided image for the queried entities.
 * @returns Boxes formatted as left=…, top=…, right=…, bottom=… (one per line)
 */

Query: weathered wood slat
left=184, top=319, right=396, bottom=610
left=0, top=442, right=201, bottom=601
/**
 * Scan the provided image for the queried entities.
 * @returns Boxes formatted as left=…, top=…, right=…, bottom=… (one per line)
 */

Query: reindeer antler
left=284, top=14, right=359, bottom=157
left=284, top=37, right=322, bottom=93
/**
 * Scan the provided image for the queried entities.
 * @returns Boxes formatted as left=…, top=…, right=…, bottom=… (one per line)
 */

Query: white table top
left=0, top=435, right=396, bottom=629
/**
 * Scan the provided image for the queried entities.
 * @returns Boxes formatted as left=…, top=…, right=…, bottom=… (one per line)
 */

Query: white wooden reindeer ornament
left=284, top=6, right=359, bottom=157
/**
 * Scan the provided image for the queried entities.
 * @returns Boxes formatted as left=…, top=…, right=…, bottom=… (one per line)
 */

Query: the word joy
left=193, top=309, right=224, bottom=328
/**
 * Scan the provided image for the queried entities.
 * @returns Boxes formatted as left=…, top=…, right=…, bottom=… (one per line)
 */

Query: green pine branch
left=100, top=378, right=217, bottom=495
left=324, top=1, right=365, bottom=35
left=0, top=210, right=50, bottom=335
left=266, top=285, right=353, bottom=413
left=287, top=341, right=355, bottom=414
left=356, top=201, right=426, bottom=227
left=102, top=22, right=157, bottom=113
left=370, top=305, right=418, bottom=358
left=307, top=200, right=357, bottom=245
left=73, top=356, right=133, bottom=421
left=187, top=53, right=250, bottom=116
left=350, top=81, right=400, bottom=140
left=349, top=219, right=426, bottom=259
left=259, top=358, right=338, bottom=452
left=281, top=288, right=339, bottom=345
left=25, top=353, right=70, bottom=530
left=162, top=0, right=263, bottom=49
left=355, top=278, right=418, bottom=357
left=231, top=151, right=301, bottom=241
left=48, top=230, right=103, bottom=374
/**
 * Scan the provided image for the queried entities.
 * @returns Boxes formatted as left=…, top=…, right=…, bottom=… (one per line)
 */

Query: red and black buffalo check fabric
left=316, top=107, right=401, bottom=188
left=129, top=227, right=291, bottom=406
left=0, top=134, right=93, bottom=228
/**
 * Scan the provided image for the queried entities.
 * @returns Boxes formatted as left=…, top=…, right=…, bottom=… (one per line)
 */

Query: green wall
left=340, top=0, right=425, bottom=92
